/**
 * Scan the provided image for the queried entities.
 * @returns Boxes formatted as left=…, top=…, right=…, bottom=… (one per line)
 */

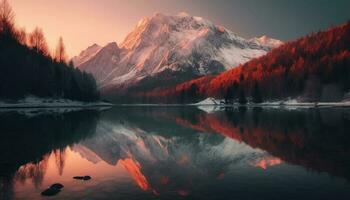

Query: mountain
left=77, top=42, right=121, bottom=85
left=72, top=43, right=102, bottom=66
left=75, top=12, right=282, bottom=100
left=145, top=22, right=350, bottom=103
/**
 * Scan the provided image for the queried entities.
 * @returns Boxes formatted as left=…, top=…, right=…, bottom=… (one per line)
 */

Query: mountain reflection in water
left=1, top=107, right=350, bottom=200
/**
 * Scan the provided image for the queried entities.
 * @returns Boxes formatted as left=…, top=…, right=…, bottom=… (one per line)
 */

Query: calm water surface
left=1, top=106, right=350, bottom=200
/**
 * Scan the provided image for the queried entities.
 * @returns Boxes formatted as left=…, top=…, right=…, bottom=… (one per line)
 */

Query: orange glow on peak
left=216, top=25, right=225, bottom=33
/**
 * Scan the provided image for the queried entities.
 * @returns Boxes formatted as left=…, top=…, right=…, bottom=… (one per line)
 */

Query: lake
left=1, top=106, right=350, bottom=200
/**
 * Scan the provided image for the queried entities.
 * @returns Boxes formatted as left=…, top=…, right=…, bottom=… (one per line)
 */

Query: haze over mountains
left=73, top=12, right=282, bottom=98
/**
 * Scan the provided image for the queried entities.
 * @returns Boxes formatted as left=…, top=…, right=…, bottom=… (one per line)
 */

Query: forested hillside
left=143, top=21, right=350, bottom=103
left=0, top=0, right=99, bottom=102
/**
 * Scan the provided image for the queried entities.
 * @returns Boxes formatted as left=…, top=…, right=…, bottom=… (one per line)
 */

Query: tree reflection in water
left=0, top=109, right=100, bottom=200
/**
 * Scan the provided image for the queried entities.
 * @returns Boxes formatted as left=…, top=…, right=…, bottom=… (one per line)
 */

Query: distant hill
left=144, top=21, right=350, bottom=103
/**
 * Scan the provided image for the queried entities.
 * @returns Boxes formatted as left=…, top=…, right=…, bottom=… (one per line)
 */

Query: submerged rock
left=41, top=188, right=61, bottom=196
left=73, top=175, right=91, bottom=181
left=41, top=183, right=64, bottom=196
left=50, top=183, right=64, bottom=190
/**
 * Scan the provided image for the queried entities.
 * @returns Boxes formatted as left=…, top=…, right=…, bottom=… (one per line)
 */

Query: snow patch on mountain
left=250, top=35, right=283, bottom=49
left=215, top=45, right=267, bottom=68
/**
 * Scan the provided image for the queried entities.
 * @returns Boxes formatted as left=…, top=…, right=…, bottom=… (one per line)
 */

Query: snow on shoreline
left=0, top=96, right=113, bottom=109
left=193, top=97, right=350, bottom=108
left=192, top=97, right=221, bottom=105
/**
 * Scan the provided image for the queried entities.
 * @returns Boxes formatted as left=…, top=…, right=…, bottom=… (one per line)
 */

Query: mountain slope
left=78, top=42, right=121, bottom=84
left=75, top=12, right=282, bottom=99
left=72, top=44, right=102, bottom=66
left=144, top=22, right=350, bottom=103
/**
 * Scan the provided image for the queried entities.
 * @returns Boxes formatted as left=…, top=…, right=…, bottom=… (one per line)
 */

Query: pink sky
left=11, top=0, right=148, bottom=57
left=11, top=0, right=218, bottom=58
left=10, top=0, right=350, bottom=58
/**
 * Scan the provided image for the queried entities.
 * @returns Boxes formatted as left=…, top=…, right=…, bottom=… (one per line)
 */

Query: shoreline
left=0, top=103, right=113, bottom=109
left=1, top=98, right=349, bottom=109
left=117, top=102, right=350, bottom=108
left=0, top=96, right=113, bottom=109
left=193, top=102, right=350, bottom=107
left=189, top=97, right=350, bottom=108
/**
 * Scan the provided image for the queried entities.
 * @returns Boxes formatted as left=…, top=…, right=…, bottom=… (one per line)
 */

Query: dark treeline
left=0, top=0, right=99, bottom=102
left=143, top=21, right=350, bottom=104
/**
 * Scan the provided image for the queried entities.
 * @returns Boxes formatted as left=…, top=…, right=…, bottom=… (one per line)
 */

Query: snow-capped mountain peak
left=75, top=13, right=283, bottom=94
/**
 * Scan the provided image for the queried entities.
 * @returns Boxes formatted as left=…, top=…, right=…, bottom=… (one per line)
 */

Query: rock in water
left=73, top=175, right=92, bottom=181
left=41, top=188, right=61, bottom=196
left=50, top=183, right=64, bottom=190
left=41, top=183, right=64, bottom=196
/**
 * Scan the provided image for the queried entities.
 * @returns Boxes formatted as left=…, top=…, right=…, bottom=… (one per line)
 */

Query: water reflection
left=0, top=109, right=100, bottom=199
left=1, top=107, right=350, bottom=199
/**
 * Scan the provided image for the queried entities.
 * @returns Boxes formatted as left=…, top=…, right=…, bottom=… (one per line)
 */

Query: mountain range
left=73, top=12, right=282, bottom=100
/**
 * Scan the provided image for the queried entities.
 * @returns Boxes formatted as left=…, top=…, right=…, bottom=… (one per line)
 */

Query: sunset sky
left=11, top=0, right=350, bottom=57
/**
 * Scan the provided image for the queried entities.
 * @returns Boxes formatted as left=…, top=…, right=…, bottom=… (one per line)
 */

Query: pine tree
left=55, top=36, right=67, bottom=63
left=238, top=74, right=247, bottom=104
left=252, top=82, right=263, bottom=103
left=238, top=89, right=247, bottom=105
left=224, top=86, right=233, bottom=104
